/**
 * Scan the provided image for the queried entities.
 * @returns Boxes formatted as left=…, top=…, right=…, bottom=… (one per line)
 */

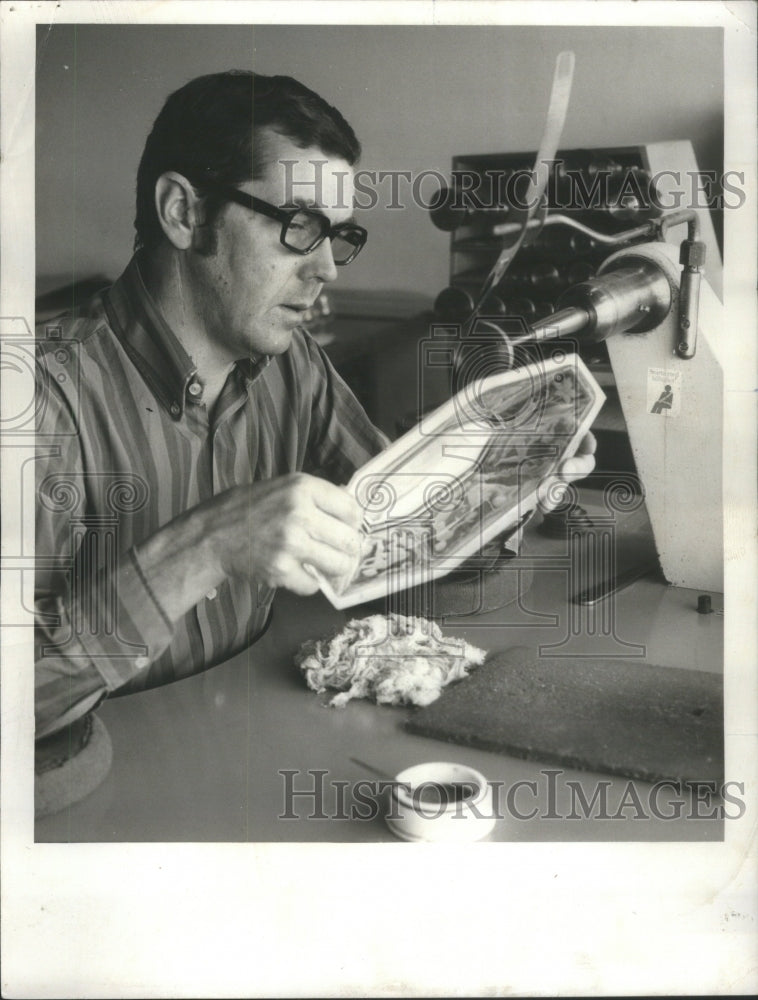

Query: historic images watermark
left=280, top=158, right=746, bottom=213
left=279, top=768, right=745, bottom=823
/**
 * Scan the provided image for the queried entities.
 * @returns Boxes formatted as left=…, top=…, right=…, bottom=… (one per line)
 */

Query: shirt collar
left=236, top=353, right=272, bottom=385
left=103, top=254, right=271, bottom=418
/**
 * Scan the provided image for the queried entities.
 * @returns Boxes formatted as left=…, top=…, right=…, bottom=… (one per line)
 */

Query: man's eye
left=290, top=214, right=319, bottom=232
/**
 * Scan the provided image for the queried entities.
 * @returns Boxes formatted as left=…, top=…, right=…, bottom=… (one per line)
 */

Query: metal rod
left=350, top=757, right=392, bottom=780
left=481, top=208, right=698, bottom=249
left=491, top=213, right=658, bottom=246
left=658, top=208, right=700, bottom=242
left=515, top=305, right=592, bottom=344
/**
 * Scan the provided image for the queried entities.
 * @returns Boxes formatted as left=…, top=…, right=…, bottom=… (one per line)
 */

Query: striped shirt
left=35, top=255, right=387, bottom=738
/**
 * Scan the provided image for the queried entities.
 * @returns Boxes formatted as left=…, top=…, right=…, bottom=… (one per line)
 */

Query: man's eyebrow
left=284, top=196, right=357, bottom=225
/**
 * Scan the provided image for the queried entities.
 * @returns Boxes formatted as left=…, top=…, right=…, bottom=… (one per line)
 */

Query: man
left=35, top=71, right=595, bottom=741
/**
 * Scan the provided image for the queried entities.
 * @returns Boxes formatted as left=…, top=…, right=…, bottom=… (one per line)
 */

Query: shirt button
left=135, top=656, right=150, bottom=670
left=170, top=402, right=181, bottom=417
left=206, top=588, right=218, bottom=600
left=188, top=381, right=203, bottom=398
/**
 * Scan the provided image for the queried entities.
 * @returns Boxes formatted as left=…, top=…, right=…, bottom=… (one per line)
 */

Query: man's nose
left=304, top=238, right=339, bottom=284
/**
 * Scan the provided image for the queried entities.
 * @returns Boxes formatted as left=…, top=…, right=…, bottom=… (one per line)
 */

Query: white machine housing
left=599, top=241, right=724, bottom=593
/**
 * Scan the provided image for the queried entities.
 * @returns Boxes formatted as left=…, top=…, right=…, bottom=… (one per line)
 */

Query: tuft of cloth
left=295, top=613, right=487, bottom=708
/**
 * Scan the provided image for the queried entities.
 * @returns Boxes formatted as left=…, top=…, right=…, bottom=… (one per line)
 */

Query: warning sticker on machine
left=647, top=368, right=682, bottom=418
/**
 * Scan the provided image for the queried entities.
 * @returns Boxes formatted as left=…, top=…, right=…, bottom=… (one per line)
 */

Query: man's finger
left=304, top=508, right=363, bottom=556
left=575, top=431, right=597, bottom=456
left=309, top=479, right=363, bottom=528
left=285, top=562, right=322, bottom=596
left=559, top=451, right=596, bottom=480
left=302, top=537, right=361, bottom=582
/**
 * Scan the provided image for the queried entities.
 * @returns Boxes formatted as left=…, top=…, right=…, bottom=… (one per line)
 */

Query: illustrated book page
left=318, top=352, right=606, bottom=608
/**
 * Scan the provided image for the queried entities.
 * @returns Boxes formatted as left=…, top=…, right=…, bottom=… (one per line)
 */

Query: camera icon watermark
left=1, top=318, right=81, bottom=436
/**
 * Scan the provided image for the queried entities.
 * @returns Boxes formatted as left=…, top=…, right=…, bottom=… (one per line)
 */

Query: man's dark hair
left=134, top=70, right=361, bottom=251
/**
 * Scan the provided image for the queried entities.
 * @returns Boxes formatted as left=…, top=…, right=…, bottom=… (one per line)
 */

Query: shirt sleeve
left=35, top=360, right=175, bottom=739
left=300, top=333, right=389, bottom=485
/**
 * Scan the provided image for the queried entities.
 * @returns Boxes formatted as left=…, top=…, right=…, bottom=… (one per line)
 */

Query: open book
left=318, top=352, right=605, bottom=609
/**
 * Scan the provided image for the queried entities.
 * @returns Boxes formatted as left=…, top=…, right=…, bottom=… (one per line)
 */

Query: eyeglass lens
left=284, top=210, right=363, bottom=264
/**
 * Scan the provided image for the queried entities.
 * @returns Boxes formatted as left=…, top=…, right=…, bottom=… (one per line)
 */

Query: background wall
left=35, top=24, right=723, bottom=297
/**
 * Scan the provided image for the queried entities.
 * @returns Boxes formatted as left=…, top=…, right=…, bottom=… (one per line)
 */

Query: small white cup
left=385, top=761, right=495, bottom=842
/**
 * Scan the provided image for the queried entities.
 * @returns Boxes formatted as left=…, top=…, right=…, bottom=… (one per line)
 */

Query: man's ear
left=154, top=172, right=201, bottom=250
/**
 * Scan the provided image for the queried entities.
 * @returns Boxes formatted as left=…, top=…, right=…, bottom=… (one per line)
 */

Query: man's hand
left=135, top=473, right=363, bottom=624
left=208, top=474, right=363, bottom=595
left=536, top=431, right=597, bottom=512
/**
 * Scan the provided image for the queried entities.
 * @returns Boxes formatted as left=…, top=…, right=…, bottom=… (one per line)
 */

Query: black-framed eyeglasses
left=203, top=183, right=368, bottom=266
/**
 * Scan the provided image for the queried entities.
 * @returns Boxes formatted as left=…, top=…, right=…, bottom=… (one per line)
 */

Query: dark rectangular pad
left=405, top=648, right=723, bottom=785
